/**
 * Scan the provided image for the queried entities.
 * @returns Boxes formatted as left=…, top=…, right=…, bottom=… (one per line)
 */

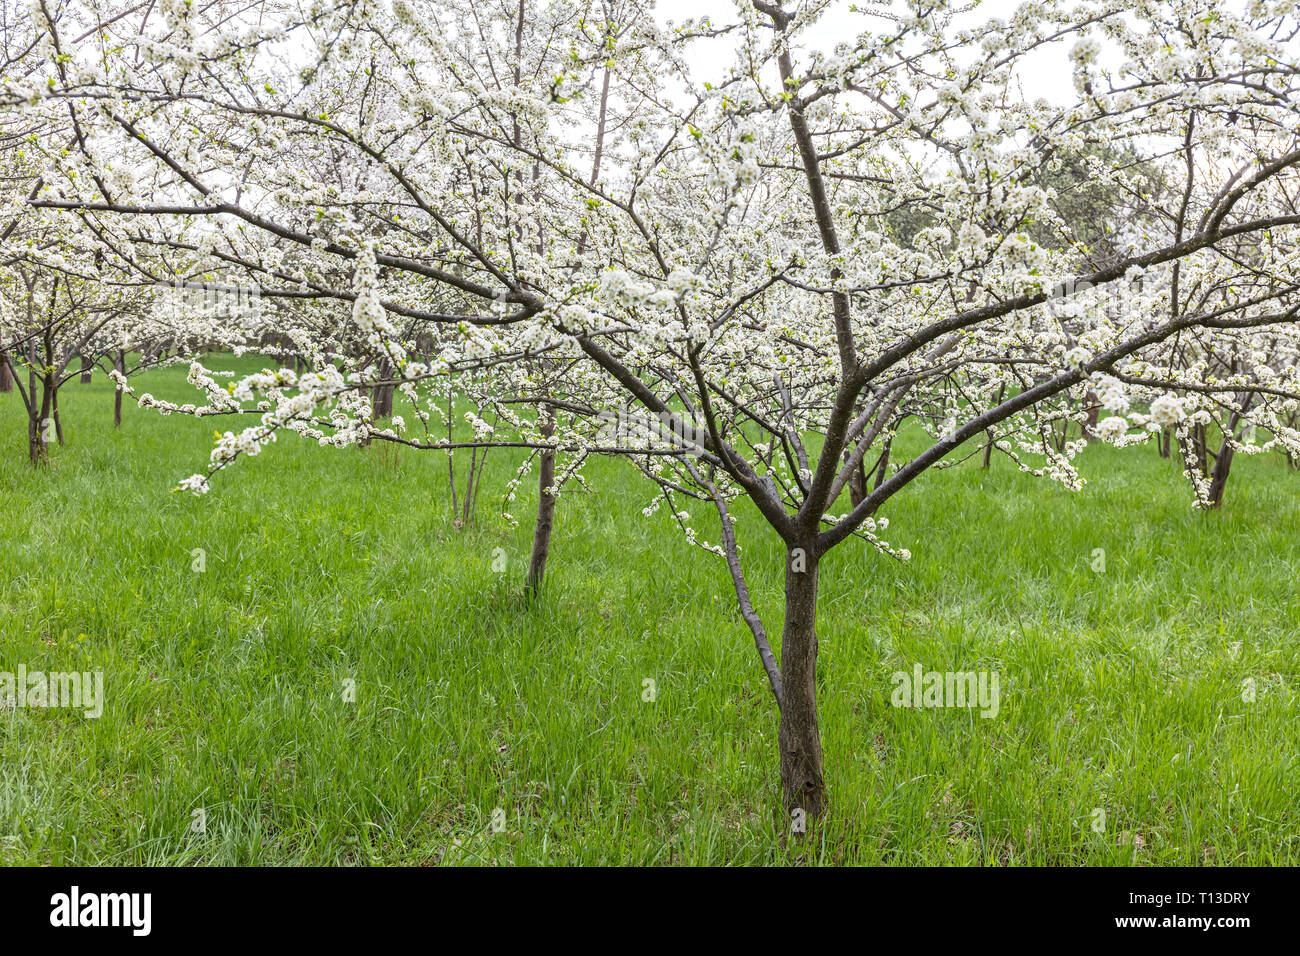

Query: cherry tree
left=16, top=0, right=1300, bottom=819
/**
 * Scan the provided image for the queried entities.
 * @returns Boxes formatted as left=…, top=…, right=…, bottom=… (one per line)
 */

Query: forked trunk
left=779, top=544, right=826, bottom=821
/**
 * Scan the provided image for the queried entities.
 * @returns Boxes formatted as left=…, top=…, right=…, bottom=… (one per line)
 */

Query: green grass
left=1, top=354, right=1297, bottom=865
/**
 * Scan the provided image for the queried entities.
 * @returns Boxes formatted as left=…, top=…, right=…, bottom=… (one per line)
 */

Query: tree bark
left=526, top=404, right=556, bottom=595
left=113, top=351, right=125, bottom=428
left=873, top=434, right=893, bottom=491
left=1207, top=441, right=1234, bottom=507
left=29, top=370, right=51, bottom=465
left=372, top=356, right=394, bottom=419
left=984, top=383, right=1007, bottom=467
left=0, top=352, right=12, bottom=393
left=80, top=353, right=93, bottom=384
left=53, top=384, right=64, bottom=445
left=1206, top=417, right=1239, bottom=508
left=1083, top=389, right=1100, bottom=437
left=779, top=543, right=826, bottom=820
left=847, top=456, right=867, bottom=507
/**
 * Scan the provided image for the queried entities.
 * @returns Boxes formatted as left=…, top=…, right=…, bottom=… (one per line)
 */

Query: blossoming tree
left=16, top=0, right=1300, bottom=818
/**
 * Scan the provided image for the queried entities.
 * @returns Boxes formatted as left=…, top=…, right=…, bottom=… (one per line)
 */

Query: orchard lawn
left=0, top=354, right=1296, bottom=864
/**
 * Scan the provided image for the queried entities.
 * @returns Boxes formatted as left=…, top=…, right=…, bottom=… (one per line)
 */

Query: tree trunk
left=0, top=352, right=12, bottom=393
left=30, top=372, right=51, bottom=465
left=874, top=434, right=893, bottom=491
left=80, top=354, right=93, bottom=384
left=53, top=385, right=64, bottom=445
left=1193, top=425, right=1209, bottom=477
left=526, top=404, right=556, bottom=595
left=114, top=351, right=125, bottom=428
left=1083, top=389, right=1100, bottom=437
left=1207, top=440, right=1235, bottom=508
left=372, top=356, right=394, bottom=420
left=779, top=543, right=826, bottom=821
left=847, top=457, right=867, bottom=508
left=28, top=412, right=44, bottom=464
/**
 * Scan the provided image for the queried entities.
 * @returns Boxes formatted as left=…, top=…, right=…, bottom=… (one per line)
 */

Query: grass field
left=1, top=354, right=1297, bottom=865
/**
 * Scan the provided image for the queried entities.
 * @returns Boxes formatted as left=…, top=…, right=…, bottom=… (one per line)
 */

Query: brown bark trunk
left=779, top=543, right=826, bottom=821
left=114, top=351, right=125, bottom=428
left=526, top=404, right=556, bottom=595
left=1207, top=440, right=1234, bottom=508
left=372, top=356, right=394, bottom=419
left=1083, top=389, right=1100, bottom=437
left=80, top=354, right=92, bottom=384
left=874, top=434, right=893, bottom=491
left=30, top=372, right=51, bottom=465
left=28, top=415, right=43, bottom=464
left=847, top=457, right=867, bottom=508
left=0, top=352, right=12, bottom=393
left=985, top=384, right=1006, bottom=467
left=53, top=384, right=64, bottom=445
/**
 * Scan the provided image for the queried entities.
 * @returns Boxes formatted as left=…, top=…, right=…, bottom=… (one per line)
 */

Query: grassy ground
left=0, top=354, right=1297, bottom=865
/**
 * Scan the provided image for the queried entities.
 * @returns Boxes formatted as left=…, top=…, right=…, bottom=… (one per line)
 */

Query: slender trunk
left=53, top=384, right=64, bottom=445
left=984, top=384, right=1007, bottom=466
left=1207, top=443, right=1234, bottom=507
left=0, top=352, right=12, bottom=393
left=30, top=372, right=51, bottom=465
left=779, top=543, right=826, bottom=820
left=526, top=404, right=556, bottom=595
left=874, top=434, right=893, bottom=491
left=79, top=354, right=92, bottom=384
left=28, top=412, right=43, bottom=464
left=113, top=351, right=125, bottom=428
left=847, top=456, right=867, bottom=507
left=372, top=356, right=394, bottom=420
left=1083, top=389, right=1100, bottom=437
left=1207, top=433, right=1236, bottom=508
